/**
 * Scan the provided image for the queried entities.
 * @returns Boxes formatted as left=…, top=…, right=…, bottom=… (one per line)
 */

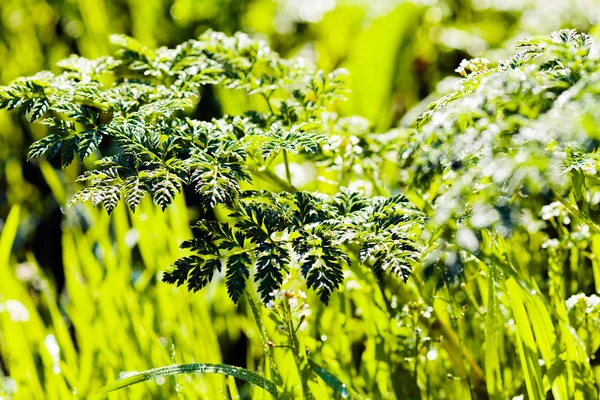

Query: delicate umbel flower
left=455, top=58, right=490, bottom=77
left=566, top=294, right=600, bottom=341
left=266, top=300, right=277, bottom=311
left=266, top=289, right=311, bottom=331
left=566, top=293, right=600, bottom=314
left=570, top=224, right=590, bottom=241
left=566, top=293, right=587, bottom=310
left=540, top=202, right=567, bottom=221
left=541, top=238, right=560, bottom=249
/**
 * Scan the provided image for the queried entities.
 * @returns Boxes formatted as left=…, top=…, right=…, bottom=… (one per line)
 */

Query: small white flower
left=541, top=238, right=560, bottom=249
left=585, top=294, right=600, bottom=313
left=0, top=300, right=30, bottom=322
left=541, top=202, right=564, bottom=220
left=422, top=306, right=433, bottom=319
left=566, top=293, right=586, bottom=310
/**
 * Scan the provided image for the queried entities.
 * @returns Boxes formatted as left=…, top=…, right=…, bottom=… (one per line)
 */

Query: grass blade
left=484, top=266, right=504, bottom=400
left=246, top=292, right=284, bottom=389
left=309, top=360, right=351, bottom=399
left=0, top=205, right=20, bottom=269
left=523, top=287, right=568, bottom=399
left=506, top=278, right=545, bottom=400
left=95, top=363, right=281, bottom=398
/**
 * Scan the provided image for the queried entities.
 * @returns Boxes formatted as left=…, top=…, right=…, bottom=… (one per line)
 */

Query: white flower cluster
left=566, top=293, right=600, bottom=314
left=266, top=289, right=307, bottom=309
left=570, top=224, right=591, bottom=242
left=540, top=202, right=568, bottom=221
left=266, top=289, right=311, bottom=332
left=455, top=57, right=490, bottom=77
left=566, top=293, right=600, bottom=330
left=541, top=238, right=560, bottom=250
left=399, top=300, right=434, bottom=320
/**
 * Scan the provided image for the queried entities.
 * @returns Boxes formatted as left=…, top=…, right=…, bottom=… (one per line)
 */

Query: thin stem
left=414, top=328, right=420, bottom=386
left=262, top=92, right=275, bottom=115
left=249, top=167, right=298, bottom=193
left=75, top=97, right=110, bottom=111
left=271, top=344, right=294, bottom=350
left=282, top=300, right=312, bottom=400
left=283, top=150, right=292, bottom=186
left=374, top=274, right=485, bottom=389
left=248, top=148, right=297, bottom=193
left=552, top=189, right=600, bottom=235
left=263, top=153, right=277, bottom=170
left=260, top=92, right=294, bottom=187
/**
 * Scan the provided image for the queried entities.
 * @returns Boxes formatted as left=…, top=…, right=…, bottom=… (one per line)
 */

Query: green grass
left=2, top=167, right=599, bottom=398
left=0, top=195, right=237, bottom=398
left=3, top=193, right=598, bottom=398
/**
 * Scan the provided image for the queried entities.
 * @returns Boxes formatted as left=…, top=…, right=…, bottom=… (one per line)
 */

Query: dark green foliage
left=0, top=76, right=50, bottom=122
left=1, top=29, right=422, bottom=303
left=163, top=190, right=423, bottom=303
left=259, top=123, right=325, bottom=160
left=27, top=134, right=63, bottom=160
left=14, top=29, right=599, bottom=306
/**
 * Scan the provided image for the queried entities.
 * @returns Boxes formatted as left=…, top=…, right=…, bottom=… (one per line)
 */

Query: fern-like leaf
left=226, top=253, right=251, bottom=303
left=27, top=134, right=62, bottom=161
left=151, top=174, right=180, bottom=211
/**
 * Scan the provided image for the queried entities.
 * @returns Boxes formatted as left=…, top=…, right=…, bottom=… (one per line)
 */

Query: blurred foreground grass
left=0, top=168, right=243, bottom=398
left=3, top=170, right=598, bottom=398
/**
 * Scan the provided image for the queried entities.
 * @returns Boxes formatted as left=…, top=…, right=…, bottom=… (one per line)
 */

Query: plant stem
left=262, top=92, right=275, bottom=115
left=248, top=149, right=298, bottom=193
left=552, top=189, right=600, bottom=235
left=282, top=300, right=313, bottom=400
left=250, top=167, right=298, bottom=193
left=283, top=150, right=292, bottom=187
left=376, top=275, right=486, bottom=391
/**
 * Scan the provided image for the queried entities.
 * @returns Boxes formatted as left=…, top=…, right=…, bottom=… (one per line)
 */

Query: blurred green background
left=1, top=0, right=600, bottom=398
